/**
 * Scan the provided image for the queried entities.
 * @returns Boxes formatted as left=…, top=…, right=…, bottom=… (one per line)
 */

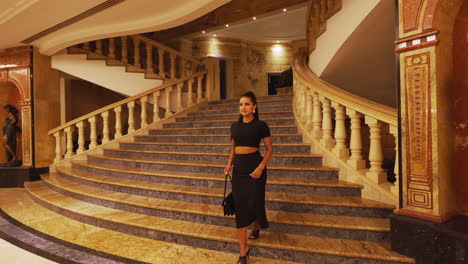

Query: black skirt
left=232, top=151, right=269, bottom=229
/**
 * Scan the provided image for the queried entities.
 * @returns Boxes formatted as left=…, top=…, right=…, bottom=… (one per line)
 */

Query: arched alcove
left=0, top=81, right=22, bottom=163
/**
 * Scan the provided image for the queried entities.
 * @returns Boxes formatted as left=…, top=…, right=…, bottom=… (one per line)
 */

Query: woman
left=2, top=105, right=20, bottom=162
left=224, top=91, right=273, bottom=264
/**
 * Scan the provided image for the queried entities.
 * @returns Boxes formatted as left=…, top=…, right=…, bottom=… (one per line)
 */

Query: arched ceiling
left=0, top=0, right=229, bottom=55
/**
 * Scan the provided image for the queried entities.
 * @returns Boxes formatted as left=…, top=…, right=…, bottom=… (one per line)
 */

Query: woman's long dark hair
left=238, top=91, right=260, bottom=123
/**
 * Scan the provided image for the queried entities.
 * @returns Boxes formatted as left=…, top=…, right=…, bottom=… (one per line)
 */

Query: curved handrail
left=48, top=71, right=207, bottom=135
left=292, top=50, right=397, bottom=125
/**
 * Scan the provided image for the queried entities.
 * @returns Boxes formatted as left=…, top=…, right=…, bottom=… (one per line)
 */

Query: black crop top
left=231, top=119, right=271, bottom=148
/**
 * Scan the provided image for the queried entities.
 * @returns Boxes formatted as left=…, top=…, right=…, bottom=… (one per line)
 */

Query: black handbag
left=222, top=173, right=235, bottom=216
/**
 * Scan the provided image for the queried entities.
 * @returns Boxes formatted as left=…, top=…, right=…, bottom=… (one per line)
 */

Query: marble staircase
left=1, top=95, right=414, bottom=263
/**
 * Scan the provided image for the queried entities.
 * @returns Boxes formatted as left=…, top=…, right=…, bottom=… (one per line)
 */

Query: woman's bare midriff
left=235, top=146, right=259, bottom=154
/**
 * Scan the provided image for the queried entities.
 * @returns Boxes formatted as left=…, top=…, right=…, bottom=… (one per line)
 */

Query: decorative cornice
left=21, top=0, right=125, bottom=44
left=395, top=30, right=439, bottom=53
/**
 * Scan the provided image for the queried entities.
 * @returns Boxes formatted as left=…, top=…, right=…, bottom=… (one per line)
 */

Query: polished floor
left=0, top=238, right=57, bottom=264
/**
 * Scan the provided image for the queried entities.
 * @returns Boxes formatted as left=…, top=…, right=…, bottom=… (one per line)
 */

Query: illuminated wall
left=191, top=37, right=299, bottom=98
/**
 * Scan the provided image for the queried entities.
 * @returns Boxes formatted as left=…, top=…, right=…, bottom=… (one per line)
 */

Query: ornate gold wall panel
left=404, top=52, right=433, bottom=210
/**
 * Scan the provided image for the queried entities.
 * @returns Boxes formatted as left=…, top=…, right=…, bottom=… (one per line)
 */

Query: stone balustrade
left=79, top=35, right=202, bottom=80
left=48, top=71, right=207, bottom=164
left=292, top=51, right=399, bottom=201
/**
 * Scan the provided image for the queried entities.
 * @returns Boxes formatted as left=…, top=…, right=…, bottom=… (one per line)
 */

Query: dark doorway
left=267, top=73, right=282, bottom=95
left=219, top=59, right=226, bottom=99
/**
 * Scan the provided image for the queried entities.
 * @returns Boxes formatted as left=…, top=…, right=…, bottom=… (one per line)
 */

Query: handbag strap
left=223, top=173, right=232, bottom=199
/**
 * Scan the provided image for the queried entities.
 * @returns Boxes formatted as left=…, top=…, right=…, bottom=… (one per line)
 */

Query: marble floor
left=0, top=238, right=58, bottom=264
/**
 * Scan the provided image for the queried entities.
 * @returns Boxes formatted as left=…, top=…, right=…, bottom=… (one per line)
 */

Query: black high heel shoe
left=248, top=230, right=260, bottom=240
left=237, top=248, right=250, bottom=264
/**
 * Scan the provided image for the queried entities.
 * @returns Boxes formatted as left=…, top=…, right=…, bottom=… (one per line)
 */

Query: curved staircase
left=0, top=95, right=414, bottom=263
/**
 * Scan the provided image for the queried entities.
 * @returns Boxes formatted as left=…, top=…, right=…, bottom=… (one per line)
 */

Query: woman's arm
left=250, top=136, right=273, bottom=179
left=224, top=139, right=235, bottom=175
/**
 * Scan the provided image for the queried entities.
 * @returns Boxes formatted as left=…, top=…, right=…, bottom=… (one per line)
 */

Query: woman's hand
left=250, top=165, right=264, bottom=179
left=224, top=163, right=232, bottom=175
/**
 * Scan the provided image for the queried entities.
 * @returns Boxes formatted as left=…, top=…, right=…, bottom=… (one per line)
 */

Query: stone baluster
left=305, top=89, right=313, bottom=131
left=88, top=116, right=97, bottom=149
left=64, top=126, right=74, bottom=159
left=108, top=38, right=116, bottom=59
left=114, top=106, right=122, bottom=138
left=133, top=38, right=141, bottom=68
left=332, top=103, right=349, bottom=159
left=320, top=96, right=335, bottom=148
left=177, top=82, right=184, bottom=112
left=170, top=54, right=177, bottom=79
left=121, top=36, right=128, bottom=64
left=165, top=87, right=173, bottom=118
left=187, top=79, right=194, bottom=107
left=141, top=96, right=148, bottom=127
left=197, top=75, right=203, bottom=103
left=127, top=101, right=135, bottom=133
left=390, top=124, right=399, bottom=195
left=347, top=109, right=366, bottom=169
left=76, top=121, right=86, bottom=154
left=101, top=111, right=110, bottom=144
left=153, top=91, right=160, bottom=122
left=312, top=92, right=322, bottom=139
left=158, top=49, right=165, bottom=78
left=146, top=44, right=154, bottom=73
left=53, top=132, right=62, bottom=163
left=95, top=40, right=103, bottom=54
left=181, top=58, right=187, bottom=78
left=83, top=42, right=90, bottom=51
left=365, top=116, right=387, bottom=184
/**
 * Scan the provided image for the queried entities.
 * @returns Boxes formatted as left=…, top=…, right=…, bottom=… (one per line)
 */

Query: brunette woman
left=224, top=91, right=273, bottom=264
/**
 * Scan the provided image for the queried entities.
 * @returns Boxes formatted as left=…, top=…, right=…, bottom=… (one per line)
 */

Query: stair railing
left=292, top=50, right=399, bottom=202
left=48, top=71, right=207, bottom=164
left=80, top=34, right=202, bottom=80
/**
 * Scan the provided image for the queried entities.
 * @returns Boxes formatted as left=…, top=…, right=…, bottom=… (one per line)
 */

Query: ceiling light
left=225, top=24, right=229, bottom=27
left=202, top=30, right=205, bottom=34
left=213, top=34, right=217, bottom=37
left=276, top=41, right=280, bottom=43
left=283, top=8, right=287, bottom=12
left=252, top=17, right=256, bottom=20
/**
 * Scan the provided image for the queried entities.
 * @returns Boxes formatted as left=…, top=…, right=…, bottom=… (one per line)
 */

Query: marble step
left=0, top=210, right=137, bottom=264
left=35, top=172, right=386, bottom=242
left=175, top=111, right=294, bottom=122
left=198, top=99, right=292, bottom=110
left=149, top=125, right=298, bottom=135
left=208, top=95, right=292, bottom=105
left=163, top=117, right=296, bottom=128
left=188, top=104, right=293, bottom=116
left=46, top=172, right=392, bottom=218
left=133, top=133, right=303, bottom=144
left=101, top=148, right=322, bottom=166
left=26, top=182, right=414, bottom=264
left=70, top=161, right=359, bottom=196
left=87, top=154, right=339, bottom=179
left=119, top=142, right=312, bottom=154
left=1, top=189, right=297, bottom=264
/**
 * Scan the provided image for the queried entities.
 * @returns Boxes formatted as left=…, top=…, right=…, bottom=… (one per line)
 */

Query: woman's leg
left=237, top=227, right=249, bottom=257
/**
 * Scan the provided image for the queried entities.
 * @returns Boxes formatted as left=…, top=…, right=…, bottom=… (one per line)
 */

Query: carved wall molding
left=404, top=52, right=433, bottom=210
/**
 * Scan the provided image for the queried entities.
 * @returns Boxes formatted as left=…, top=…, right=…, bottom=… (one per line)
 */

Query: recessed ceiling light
left=225, top=24, right=229, bottom=27
left=252, top=17, right=256, bottom=20
left=283, top=8, right=287, bottom=12
left=276, top=41, right=280, bottom=43
left=202, top=30, right=205, bottom=34
left=213, top=34, right=217, bottom=37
